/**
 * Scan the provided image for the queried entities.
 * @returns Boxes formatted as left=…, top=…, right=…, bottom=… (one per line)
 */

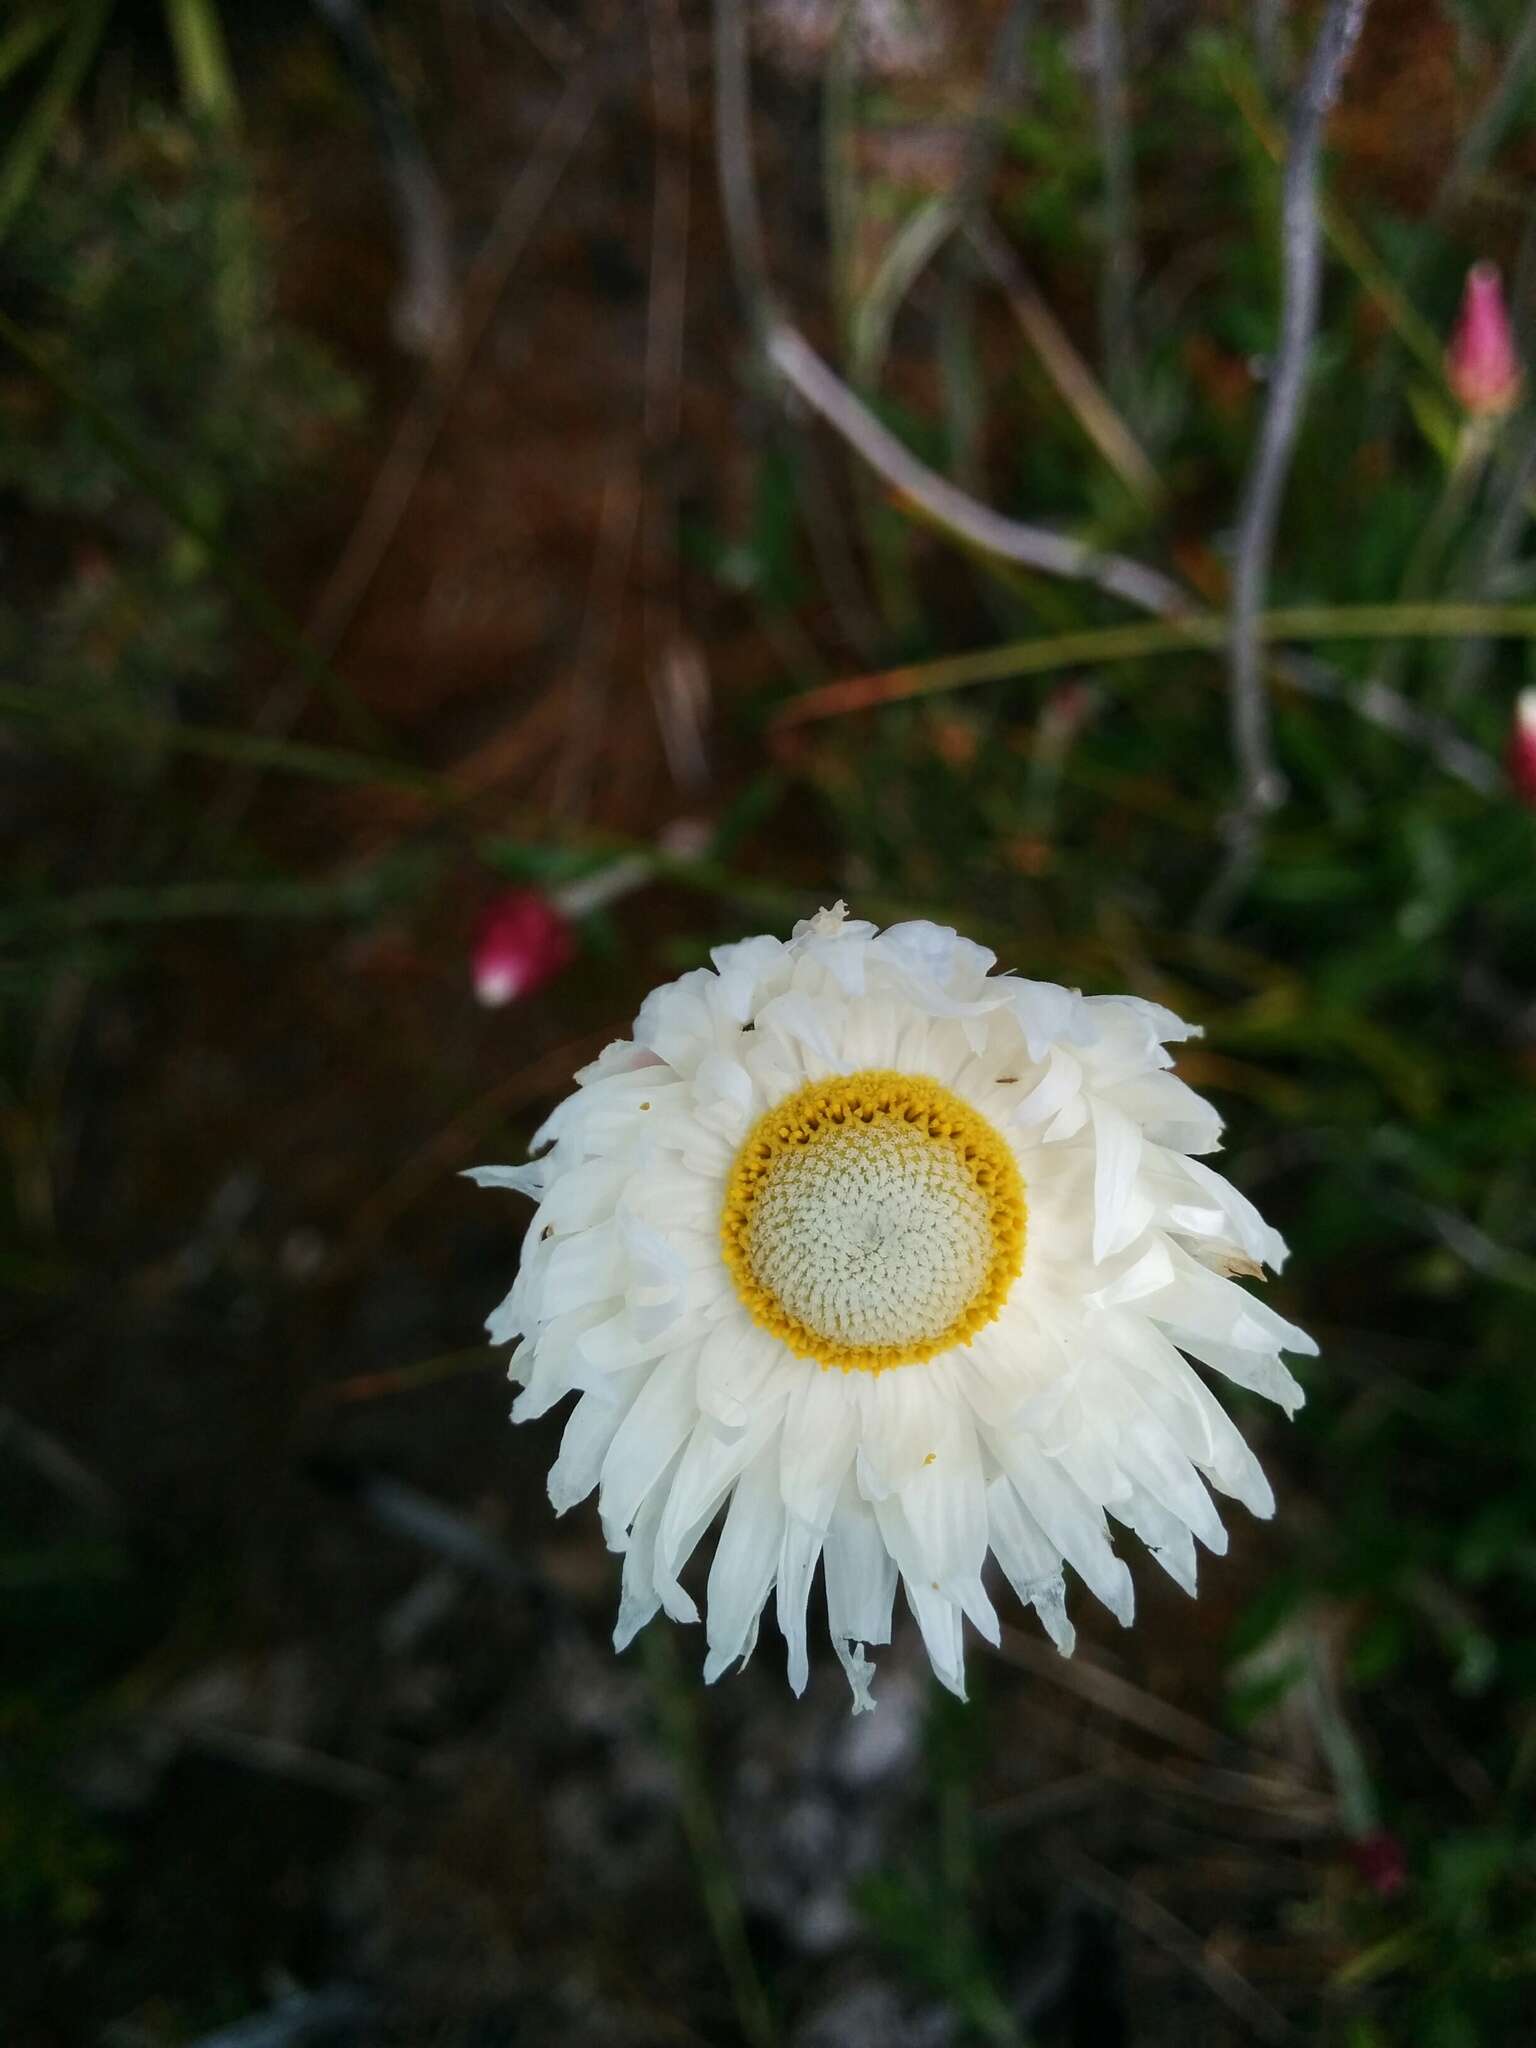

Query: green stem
left=0, top=683, right=435, bottom=794
left=163, top=0, right=240, bottom=130
left=1374, top=420, right=1496, bottom=714
left=775, top=601, right=1536, bottom=722
left=642, top=1630, right=778, bottom=2048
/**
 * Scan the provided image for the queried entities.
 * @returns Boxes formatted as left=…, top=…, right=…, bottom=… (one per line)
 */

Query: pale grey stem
left=643, top=0, right=706, bottom=791
left=186, top=1987, right=373, bottom=2048
left=310, top=0, right=456, bottom=356
left=711, top=0, right=881, bottom=655
left=1201, top=0, right=1370, bottom=928
left=765, top=321, right=1189, bottom=618
left=1278, top=652, right=1501, bottom=795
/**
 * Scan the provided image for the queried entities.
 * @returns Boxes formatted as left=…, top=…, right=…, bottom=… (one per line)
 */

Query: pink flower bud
left=1346, top=1828, right=1409, bottom=1900
left=472, top=889, right=576, bottom=1008
left=1509, top=690, right=1536, bottom=806
left=1447, top=263, right=1523, bottom=417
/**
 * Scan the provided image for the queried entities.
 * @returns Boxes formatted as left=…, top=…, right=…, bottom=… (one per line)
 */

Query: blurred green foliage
left=4, top=6, right=1536, bottom=2043
left=0, top=114, right=359, bottom=733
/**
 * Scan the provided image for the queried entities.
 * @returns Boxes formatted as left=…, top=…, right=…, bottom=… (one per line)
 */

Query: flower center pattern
left=721, top=1070, right=1026, bottom=1372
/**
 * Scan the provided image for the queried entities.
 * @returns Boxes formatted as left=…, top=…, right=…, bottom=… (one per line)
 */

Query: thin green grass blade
left=775, top=604, right=1536, bottom=722
left=0, top=9, right=65, bottom=93
left=0, top=0, right=114, bottom=250
left=162, top=0, right=239, bottom=130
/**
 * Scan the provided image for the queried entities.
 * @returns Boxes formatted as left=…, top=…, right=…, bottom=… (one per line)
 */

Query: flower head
left=1347, top=1828, right=1409, bottom=1900
left=1509, top=689, right=1536, bottom=806
left=471, top=907, right=1311, bottom=1709
left=1447, top=263, right=1522, bottom=418
left=472, top=888, right=576, bottom=1008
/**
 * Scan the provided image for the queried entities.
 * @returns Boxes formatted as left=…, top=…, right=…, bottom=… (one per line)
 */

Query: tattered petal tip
left=835, top=1637, right=879, bottom=1713
left=462, top=1162, right=545, bottom=1196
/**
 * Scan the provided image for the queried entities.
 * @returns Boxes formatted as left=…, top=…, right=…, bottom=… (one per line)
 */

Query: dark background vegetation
left=5, top=1, right=1536, bottom=2042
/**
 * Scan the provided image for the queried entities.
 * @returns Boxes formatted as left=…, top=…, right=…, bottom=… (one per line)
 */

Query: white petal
left=703, top=1450, right=784, bottom=1680
left=984, top=1428, right=1134, bottom=1625
left=893, top=1402, right=990, bottom=1604
left=1165, top=1330, right=1307, bottom=1416
left=462, top=1162, right=546, bottom=1198
left=613, top=1449, right=683, bottom=1652
left=1011, top=1047, right=1082, bottom=1131
left=823, top=1476, right=898, bottom=1645
left=986, top=1477, right=1076, bottom=1655
left=1112, top=1485, right=1199, bottom=1596
left=654, top=1409, right=780, bottom=1621
left=779, top=1368, right=859, bottom=1529
left=598, top=1346, right=701, bottom=1547
left=1106, top=1072, right=1223, bottom=1154
left=697, top=1317, right=786, bottom=1428
left=1090, top=1097, right=1144, bottom=1263
left=549, top=1369, right=648, bottom=1513
left=777, top=1518, right=825, bottom=1695
left=1116, top=1424, right=1229, bottom=1557
left=897, top=1566, right=968, bottom=1699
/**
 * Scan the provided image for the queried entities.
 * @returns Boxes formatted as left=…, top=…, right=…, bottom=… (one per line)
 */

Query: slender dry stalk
left=967, top=218, right=1160, bottom=506
left=1201, top=0, right=1371, bottom=928
left=309, top=0, right=456, bottom=356
left=1061, top=1850, right=1294, bottom=2042
left=711, top=0, right=772, bottom=330
left=848, top=0, right=1035, bottom=382
left=642, top=0, right=709, bottom=792
left=550, top=465, right=644, bottom=815
left=1088, top=0, right=1139, bottom=403
left=766, top=322, right=1187, bottom=616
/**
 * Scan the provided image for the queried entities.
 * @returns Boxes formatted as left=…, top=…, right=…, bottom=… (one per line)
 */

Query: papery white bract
left=470, top=905, right=1312, bottom=1711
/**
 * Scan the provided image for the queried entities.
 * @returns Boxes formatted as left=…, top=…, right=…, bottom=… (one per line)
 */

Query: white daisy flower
left=470, top=904, right=1312, bottom=1712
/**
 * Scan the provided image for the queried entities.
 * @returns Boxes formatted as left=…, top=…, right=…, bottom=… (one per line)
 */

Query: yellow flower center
left=720, top=1069, right=1027, bottom=1373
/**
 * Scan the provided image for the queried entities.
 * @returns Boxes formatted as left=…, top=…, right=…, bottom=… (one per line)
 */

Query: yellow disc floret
left=720, top=1069, right=1027, bottom=1373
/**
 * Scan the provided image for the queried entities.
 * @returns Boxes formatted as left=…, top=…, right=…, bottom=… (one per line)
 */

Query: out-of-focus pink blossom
left=1447, top=264, right=1523, bottom=418
left=1508, top=690, right=1536, bottom=806
left=472, top=889, right=576, bottom=1008
left=1346, top=1828, right=1409, bottom=1900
